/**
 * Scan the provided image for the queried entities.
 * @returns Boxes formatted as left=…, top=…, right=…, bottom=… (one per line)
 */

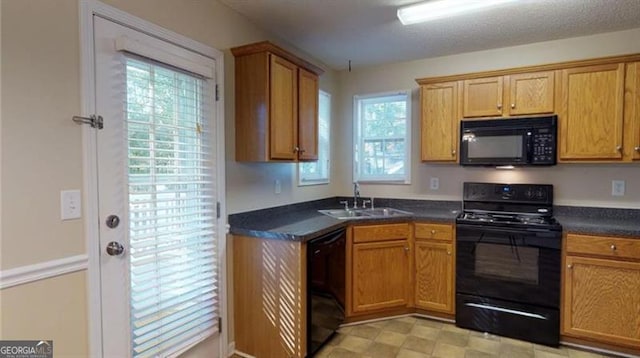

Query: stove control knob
left=525, top=189, right=534, bottom=199
left=535, top=189, right=546, bottom=199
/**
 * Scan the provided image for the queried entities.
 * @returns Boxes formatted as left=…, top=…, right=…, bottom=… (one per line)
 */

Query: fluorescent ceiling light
left=398, top=0, right=518, bottom=25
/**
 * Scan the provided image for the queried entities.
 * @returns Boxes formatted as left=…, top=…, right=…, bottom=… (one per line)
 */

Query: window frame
left=298, top=90, right=331, bottom=186
left=353, top=90, right=412, bottom=184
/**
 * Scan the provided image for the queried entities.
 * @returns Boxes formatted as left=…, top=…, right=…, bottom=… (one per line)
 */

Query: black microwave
left=460, top=115, right=557, bottom=166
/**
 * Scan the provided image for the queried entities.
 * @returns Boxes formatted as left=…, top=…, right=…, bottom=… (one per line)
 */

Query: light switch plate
left=274, top=179, right=282, bottom=194
left=61, top=190, right=82, bottom=220
left=612, top=180, right=625, bottom=196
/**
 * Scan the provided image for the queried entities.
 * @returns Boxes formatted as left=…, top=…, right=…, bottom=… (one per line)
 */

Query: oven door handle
left=456, top=224, right=560, bottom=236
left=464, top=303, right=547, bottom=320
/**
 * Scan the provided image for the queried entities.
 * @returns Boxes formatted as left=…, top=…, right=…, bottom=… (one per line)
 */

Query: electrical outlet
left=274, top=179, right=282, bottom=194
left=61, top=190, right=82, bottom=220
left=430, top=177, right=440, bottom=190
left=612, top=180, right=625, bottom=196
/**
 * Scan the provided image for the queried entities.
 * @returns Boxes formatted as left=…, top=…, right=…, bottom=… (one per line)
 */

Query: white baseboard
left=232, top=350, right=255, bottom=358
left=227, top=342, right=235, bottom=357
left=560, top=341, right=639, bottom=358
left=0, top=254, right=88, bottom=289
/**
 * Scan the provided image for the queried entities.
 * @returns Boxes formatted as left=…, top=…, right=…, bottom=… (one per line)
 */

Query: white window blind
left=125, top=56, right=218, bottom=357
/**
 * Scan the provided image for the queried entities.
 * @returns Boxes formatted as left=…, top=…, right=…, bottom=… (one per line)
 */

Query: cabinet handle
left=511, top=103, right=515, bottom=109
left=610, top=244, right=617, bottom=251
left=293, top=147, right=300, bottom=153
left=451, top=149, right=457, bottom=156
left=447, top=251, right=452, bottom=255
left=616, top=145, right=622, bottom=152
left=431, top=229, right=436, bottom=234
left=497, top=104, right=502, bottom=110
left=634, top=146, right=640, bottom=152
left=404, top=246, right=410, bottom=253
left=567, top=264, right=573, bottom=269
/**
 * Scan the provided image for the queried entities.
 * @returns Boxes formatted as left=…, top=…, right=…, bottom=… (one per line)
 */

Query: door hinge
left=216, top=201, right=221, bottom=219
left=215, top=84, right=219, bottom=101
left=218, top=317, right=222, bottom=331
left=72, top=114, right=104, bottom=130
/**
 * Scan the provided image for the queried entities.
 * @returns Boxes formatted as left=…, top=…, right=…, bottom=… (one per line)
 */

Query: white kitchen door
left=93, top=15, right=222, bottom=357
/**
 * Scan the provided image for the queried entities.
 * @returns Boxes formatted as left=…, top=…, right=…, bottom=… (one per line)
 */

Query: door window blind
left=125, top=56, right=218, bottom=357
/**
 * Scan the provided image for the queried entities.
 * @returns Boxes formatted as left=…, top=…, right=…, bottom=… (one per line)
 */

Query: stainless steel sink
left=318, top=207, right=413, bottom=220
left=362, top=207, right=413, bottom=217
left=317, top=209, right=370, bottom=219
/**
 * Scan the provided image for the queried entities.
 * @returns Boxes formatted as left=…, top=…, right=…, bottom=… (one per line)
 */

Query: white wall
left=335, top=28, right=640, bottom=209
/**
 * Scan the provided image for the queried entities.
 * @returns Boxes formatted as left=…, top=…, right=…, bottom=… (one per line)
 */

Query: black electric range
left=455, top=182, right=563, bottom=347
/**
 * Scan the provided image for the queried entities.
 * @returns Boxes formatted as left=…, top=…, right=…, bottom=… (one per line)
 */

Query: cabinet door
left=463, top=76, right=503, bottom=117
left=421, top=82, right=459, bottom=161
left=269, top=54, right=298, bottom=160
left=558, top=64, right=625, bottom=160
left=352, top=240, right=410, bottom=313
left=563, top=256, right=640, bottom=348
left=625, top=62, right=640, bottom=161
left=297, top=68, right=319, bottom=161
left=507, top=71, right=555, bottom=115
left=415, top=241, right=454, bottom=313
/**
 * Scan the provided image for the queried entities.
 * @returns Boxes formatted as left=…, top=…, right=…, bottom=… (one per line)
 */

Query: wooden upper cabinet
left=463, top=76, right=503, bottom=117
left=232, top=41, right=323, bottom=162
left=625, top=62, right=640, bottom=161
left=463, top=72, right=555, bottom=118
left=558, top=63, right=625, bottom=161
left=421, top=82, right=459, bottom=162
left=269, top=55, right=298, bottom=160
left=507, top=71, right=555, bottom=115
left=297, top=68, right=319, bottom=161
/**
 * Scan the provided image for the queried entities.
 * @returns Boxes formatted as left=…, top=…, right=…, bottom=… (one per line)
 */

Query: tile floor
left=313, top=316, right=621, bottom=358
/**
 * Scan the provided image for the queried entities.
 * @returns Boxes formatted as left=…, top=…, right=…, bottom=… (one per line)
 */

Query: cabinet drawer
left=414, top=223, right=453, bottom=241
left=566, top=234, right=640, bottom=260
left=352, top=223, right=410, bottom=243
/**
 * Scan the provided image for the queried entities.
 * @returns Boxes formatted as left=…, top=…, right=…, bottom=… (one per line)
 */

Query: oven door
left=460, top=127, right=530, bottom=166
left=456, top=224, right=561, bottom=308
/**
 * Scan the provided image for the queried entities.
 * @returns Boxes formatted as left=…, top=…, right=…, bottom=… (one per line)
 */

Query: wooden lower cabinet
left=233, top=235, right=307, bottom=357
left=347, top=223, right=411, bottom=316
left=351, top=239, right=411, bottom=313
left=414, top=240, right=454, bottom=313
left=563, top=234, right=640, bottom=351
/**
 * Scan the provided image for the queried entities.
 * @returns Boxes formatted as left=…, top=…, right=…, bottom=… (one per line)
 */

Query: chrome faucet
left=353, top=182, right=361, bottom=209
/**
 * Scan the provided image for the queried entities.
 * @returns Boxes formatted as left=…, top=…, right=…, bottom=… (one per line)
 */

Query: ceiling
left=218, top=0, right=640, bottom=70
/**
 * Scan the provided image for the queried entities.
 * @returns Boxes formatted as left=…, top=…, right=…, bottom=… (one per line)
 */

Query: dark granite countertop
left=555, top=206, right=640, bottom=238
left=228, top=197, right=461, bottom=242
left=228, top=197, right=640, bottom=242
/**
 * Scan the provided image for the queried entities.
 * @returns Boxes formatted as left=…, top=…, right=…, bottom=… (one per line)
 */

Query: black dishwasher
left=307, top=228, right=346, bottom=356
